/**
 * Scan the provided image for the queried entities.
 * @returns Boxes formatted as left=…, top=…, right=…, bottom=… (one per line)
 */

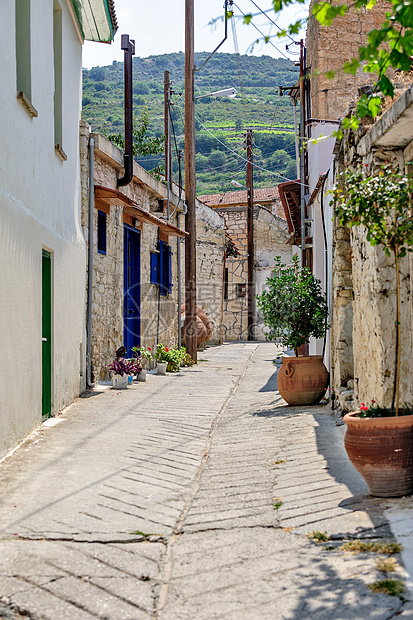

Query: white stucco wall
left=0, top=1, right=86, bottom=459
left=307, top=123, right=336, bottom=369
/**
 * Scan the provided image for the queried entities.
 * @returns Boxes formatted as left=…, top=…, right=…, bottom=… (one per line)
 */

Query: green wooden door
left=42, top=250, right=52, bottom=418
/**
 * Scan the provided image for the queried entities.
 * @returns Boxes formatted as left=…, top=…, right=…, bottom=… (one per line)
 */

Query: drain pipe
left=177, top=212, right=182, bottom=349
left=117, top=34, right=135, bottom=188
left=86, top=136, right=95, bottom=387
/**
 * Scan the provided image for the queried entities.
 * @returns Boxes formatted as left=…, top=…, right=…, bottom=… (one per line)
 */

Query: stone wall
left=194, top=200, right=226, bottom=345
left=80, top=127, right=181, bottom=382
left=216, top=205, right=291, bottom=341
left=254, top=207, right=292, bottom=340
left=333, top=87, right=413, bottom=408
left=306, top=1, right=391, bottom=120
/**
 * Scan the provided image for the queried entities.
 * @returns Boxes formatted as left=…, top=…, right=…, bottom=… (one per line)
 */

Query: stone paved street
left=0, top=343, right=412, bottom=619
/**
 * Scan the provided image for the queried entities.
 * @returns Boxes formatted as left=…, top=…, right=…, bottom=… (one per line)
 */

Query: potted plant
left=155, top=344, right=169, bottom=374
left=256, top=255, right=330, bottom=405
left=334, top=164, right=413, bottom=497
left=108, top=356, right=140, bottom=389
left=131, top=345, right=152, bottom=381
left=165, top=346, right=186, bottom=372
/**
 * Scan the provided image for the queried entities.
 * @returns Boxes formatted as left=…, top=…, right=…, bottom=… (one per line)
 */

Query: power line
left=232, top=2, right=291, bottom=60
left=190, top=109, right=313, bottom=188
left=248, top=0, right=297, bottom=43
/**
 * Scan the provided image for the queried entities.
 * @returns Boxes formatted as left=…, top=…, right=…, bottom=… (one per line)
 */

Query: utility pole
left=164, top=70, right=172, bottom=193
left=246, top=129, right=254, bottom=341
left=299, top=38, right=306, bottom=268
left=184, top=0, right=197, bottom=362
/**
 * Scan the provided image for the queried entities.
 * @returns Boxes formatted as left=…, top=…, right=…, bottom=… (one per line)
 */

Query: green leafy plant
left=164, top=348, right=183, bottom=373
left=307, top=531, right=331, bottom=542
left=104, top=107, right=164, bottom=158
left=333, top=164, right=413, bottom=414
left=368, top=579, right=405, bottom=597
left=107, top=357, right=141, bottom=377
left=256, top=255, right=329, bottom=356
left=376, top=557, right=398, bottom=573
left=155, top=344, right=170, bottom=363
left=339, top=540, right=402, bottom=554
left=131, top=345, right=152, bottom=367
left=358, top=400, right=413, bottom=418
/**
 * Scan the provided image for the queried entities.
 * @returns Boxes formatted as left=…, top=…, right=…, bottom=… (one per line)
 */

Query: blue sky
left=82, top=0, right=308, bottom=68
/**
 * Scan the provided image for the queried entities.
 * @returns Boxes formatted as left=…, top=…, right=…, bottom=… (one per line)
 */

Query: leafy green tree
left=105, top=107, right=164, bottom=158
left=208, top=150, right=226, bottom=168
left=89, top=66, right=106, bottom=82
left=257, top=255, right=329, bottom=356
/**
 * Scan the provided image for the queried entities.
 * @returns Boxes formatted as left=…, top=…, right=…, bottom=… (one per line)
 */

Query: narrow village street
left=0, top=342, right=412, bottom=619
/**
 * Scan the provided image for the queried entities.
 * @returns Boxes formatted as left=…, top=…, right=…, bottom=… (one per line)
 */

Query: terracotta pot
left=277, top=355, right=329, bottom=406
left=344, top=411, right=413, bottom=498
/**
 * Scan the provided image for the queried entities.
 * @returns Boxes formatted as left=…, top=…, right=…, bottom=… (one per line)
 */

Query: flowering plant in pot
left=108, top=357, right=141, bottom=389
left=131, top=345, right=152, bottom=367
left=131, top=345, right=152, bottom=381
left=333, top=164, right=413, bottom=497
left=164, top=346, right=191, bottom=372
left=256, top=254, right=330, bottom=405
left=155, top=344, right=170, bottom=374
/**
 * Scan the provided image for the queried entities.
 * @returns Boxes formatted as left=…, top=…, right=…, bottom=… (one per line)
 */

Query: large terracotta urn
left=277, top=355, right=329, bottom=406
left=343, top=411, right=413, bottom=497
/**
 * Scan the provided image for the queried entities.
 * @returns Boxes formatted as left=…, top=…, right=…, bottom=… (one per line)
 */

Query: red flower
left=371, top=399, right=375, bottom=404
left=165, top=347, right=169, bottom=352
left=360, top=403, right=368, bottom=411
left=148, top=347, right=151, bottom=351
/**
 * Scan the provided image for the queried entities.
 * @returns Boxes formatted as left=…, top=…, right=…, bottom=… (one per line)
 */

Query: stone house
left=333, top=87, right=413, bottom=409
left=197, top=187, right=292, bottom=340
left=0, top=1, right=117, bottom=460
left=301, top=0, right=412, bottom=409
left=80, top=125, right=226, bottom=382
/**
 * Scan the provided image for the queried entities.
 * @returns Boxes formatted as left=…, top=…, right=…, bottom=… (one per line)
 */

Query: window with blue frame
left=150, top=240, right=172, bottom=295
left=150, top=251, right=158, bottom=284
left=97, top=210, right=107, bottom=254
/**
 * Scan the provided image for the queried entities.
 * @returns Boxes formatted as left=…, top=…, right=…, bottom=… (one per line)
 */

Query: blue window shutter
left=97, top=210, right=107, bottom=254
left=168, top=245, right=173, bottom=294
left=159, top=240, right=166, bottom=296
left=150, top=252, right=158, bottom=284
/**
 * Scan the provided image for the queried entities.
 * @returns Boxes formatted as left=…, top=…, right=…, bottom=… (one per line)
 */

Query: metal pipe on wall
left=177, top=213, right=182, bottom=349
left=86, top=136, right=94, bottom=387
left=117, top=34, right=135, bottom=188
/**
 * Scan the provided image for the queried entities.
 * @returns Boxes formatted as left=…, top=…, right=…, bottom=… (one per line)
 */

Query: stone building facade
left=80, top=123, right=185, bottom=382
left=80, top=123, right=226, bottom=381
left=333, top=86, right=413, bottom=408
left=198, top=188, right=292, bottom=340
left=191, top=201, right=227, bottom=344
left=302, top=0, right=405, bottom=408
left=306, top=0, right=391, bottom=120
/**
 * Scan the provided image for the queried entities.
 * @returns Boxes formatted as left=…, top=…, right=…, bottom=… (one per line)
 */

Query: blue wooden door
left=123, top=225, right=141, bottom=356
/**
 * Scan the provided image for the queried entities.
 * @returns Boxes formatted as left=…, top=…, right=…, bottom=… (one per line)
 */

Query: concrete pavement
left=0, top=342, right=412, bottom=619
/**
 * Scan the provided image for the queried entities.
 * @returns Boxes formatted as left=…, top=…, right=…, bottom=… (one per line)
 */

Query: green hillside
left=82, top=52, right=299, bottom=195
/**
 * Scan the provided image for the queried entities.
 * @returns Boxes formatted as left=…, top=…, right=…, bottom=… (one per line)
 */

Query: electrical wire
left=248, top=0, right=297, bottom=43
left=190, top=108, right=314, bottom=189
left=232, top=2, right=291, bottom=60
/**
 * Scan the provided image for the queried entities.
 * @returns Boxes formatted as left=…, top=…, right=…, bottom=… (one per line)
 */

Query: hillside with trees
left=82, top=52, right=299, bottom=195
